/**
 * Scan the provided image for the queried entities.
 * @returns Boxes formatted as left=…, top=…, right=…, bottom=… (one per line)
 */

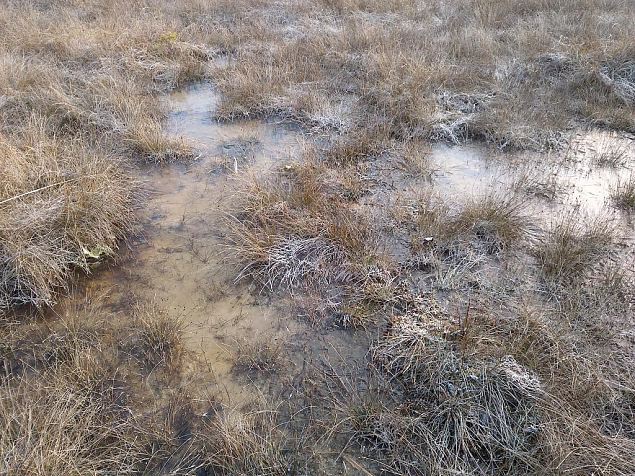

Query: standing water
left=67, top=84, right=307, bottom=400
left=56, top=83, right=634, bottom=401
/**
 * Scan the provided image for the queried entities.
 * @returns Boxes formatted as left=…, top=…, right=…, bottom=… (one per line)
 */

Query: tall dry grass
left=0, top=124, right=138, bottom=309
left=212, top=0, right=634, bottom=149
left=0, top=0, right=224, bottom=310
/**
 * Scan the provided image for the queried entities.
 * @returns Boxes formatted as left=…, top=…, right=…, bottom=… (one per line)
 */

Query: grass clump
left=512, top=163, right=561, bottom=201
left=405, top=192, right=529, bottom=258
left=336, top=311, right=544, bottom=475
left=231, top=336, right=285, bottom=375
left=533, top=214, right=618, bottom=285
left=0, top=335, right=142, bottom=475
left=228, top=160, right=379, bottom=291
left=591, top=136, right=630, bottom=168
left=396, top=141, right=432, bottom=178
left=598, top=51, right=635, bottom=107
left=0, top=299, right=305, bottom=475
left=451, top=193, right=531, bottom=253
left=611, top=175, right=635, bottom=211
left=0, top=129, right=138, bottom=310
left=328, top=301, right=635, bottom=475
left=130, top=305, right=185, bottom=372
left=123, top=126, right=194, bottom=165
left=200, top=405, right=296, bottom=475
left=325, top=127, right=388, bottom=166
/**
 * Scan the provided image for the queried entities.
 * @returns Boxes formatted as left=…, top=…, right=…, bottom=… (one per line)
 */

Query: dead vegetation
left=129, top=304, right=185, bottom=372
left=324, top=301, right=635, bottom=475
left=1, top=0, right=633, bottom=311
left=227, top=158, right=380, bottom=292
left=396, top=141, right=433, bottom=178
left=1, top=355, right=140, bottom=474
left=512, top=163, right=561, bottom=201
left=231, top=336, right=285, bottom=375
left=0, top=299, right=302, bottom=475
left=451, top=193, right=531, bottom=253
left=533, top=214, right=618, bottom=285
left=0, top=127, right=138, bottom=310
left=591, top=135, right=630, bottom=168
left=367, top=313, right=543, bottom=474
left=200, top=404, right=295, bottom=475
left=0, top=0, right=217, bottom=310
left=212, top=0, right=634, bottom=150
left=611, top=175, right=635, bottom=211
left=1, top=0, right=634, bottom=474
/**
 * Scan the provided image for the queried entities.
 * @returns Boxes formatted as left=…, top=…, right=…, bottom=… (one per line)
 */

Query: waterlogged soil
left=56, top=81, right=633, bottom=404
left=55, top=83, right=369, bottom=402
left=430, top=131, right=634, bottom=219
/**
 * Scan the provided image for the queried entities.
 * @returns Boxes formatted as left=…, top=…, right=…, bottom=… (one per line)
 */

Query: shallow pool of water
left=430, top=131, right=634, bottom=222
left=57, top=83, right=634, bottom=403
left=62, top=84, right=312, bottom=400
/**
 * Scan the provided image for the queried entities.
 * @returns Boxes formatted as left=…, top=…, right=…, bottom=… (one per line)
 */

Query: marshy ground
left=1, top=0, right=634, bottom=474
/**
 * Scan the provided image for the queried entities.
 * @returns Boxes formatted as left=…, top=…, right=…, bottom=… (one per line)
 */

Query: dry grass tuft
left=0, top=128, right=138, bottom=310
left=130, top=304, right=185, bottom=372
left=611, top=174, right=635, bottom=211
left=327, top=300, right=635, bottom=475
left=325, top=127, right=388, bottom=166
left=396, top=141, right=432, bottom=178
left=124, top=125, right=194, bottom=165
left=200, top=404, right=294, bottom=475
left=227, top=160, right=379, bottom=291
left=591, top=136, right=630, bottom=168
left=0, top=349, right=139, bottom=474
left=512, top=163, right=561, bottom=200
left=451, top=193, right=531, bottom=253
left=598, top=51, right=635, bottom=107
left=335, top=310, right=543, bottom=475
left=231, top=336, right=285, bottom=375
left=136, top=392, right=204, bottom=474
left=533, top=213, right=618, bottom=285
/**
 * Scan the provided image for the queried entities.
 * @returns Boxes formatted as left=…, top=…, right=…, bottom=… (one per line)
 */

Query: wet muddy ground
left=56, top=82, right=634, bottom=405
left=52, top=84, right=371, bottom=402
left=431, top=131, right=634, bottom=219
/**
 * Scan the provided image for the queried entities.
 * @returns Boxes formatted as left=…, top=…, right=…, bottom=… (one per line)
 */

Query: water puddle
left=430, top=132, right=634, bottom=221
left=62, top=84, right=310, bottom=400
left=558, top=131, right=634, bottom=215
left=166, top=84, right=300, bottom=167
left=431, top=143, right=504, bottom=196
left=54, top=82, right=632, bottom=404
